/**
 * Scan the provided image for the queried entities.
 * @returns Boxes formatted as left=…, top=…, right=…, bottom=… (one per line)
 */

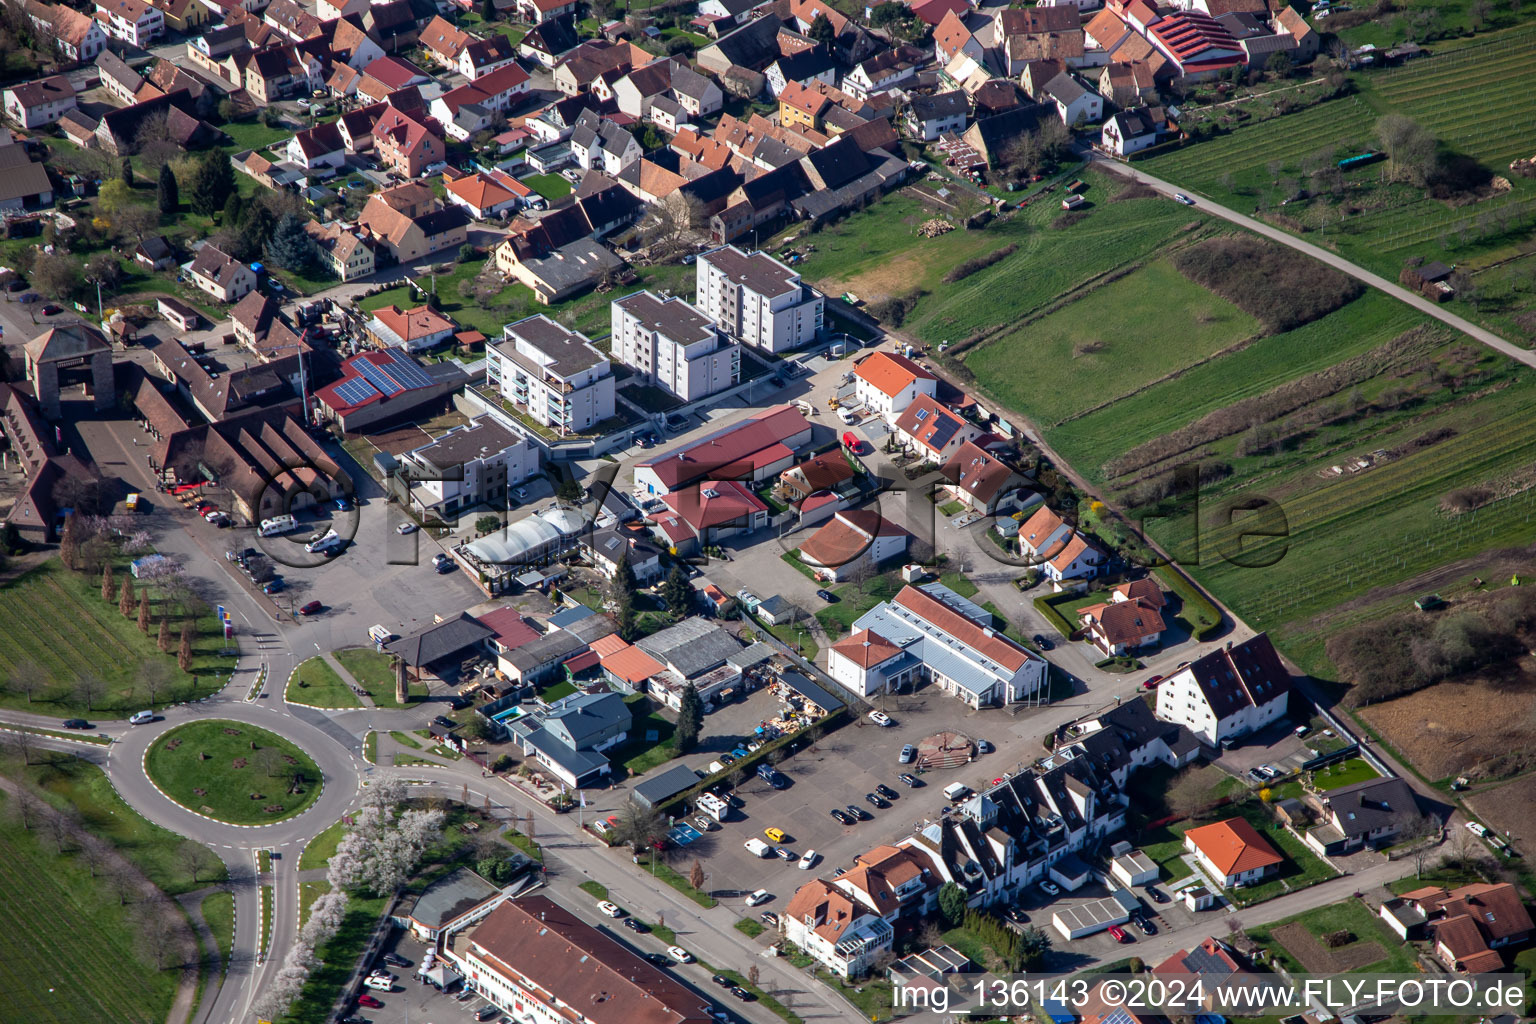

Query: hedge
left=1154, top=566, right=1223, bottom=640
left=1032, top=593, right=1077, bottom=639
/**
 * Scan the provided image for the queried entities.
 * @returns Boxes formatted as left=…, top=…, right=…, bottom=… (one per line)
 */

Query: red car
left=1107, top=924, right=1132, bottom=943
left=357, top=993, right=383, bottom=1008
left=299, top=600, right=322, bottom=615
left=1141, top=675, right=1164, bottom=690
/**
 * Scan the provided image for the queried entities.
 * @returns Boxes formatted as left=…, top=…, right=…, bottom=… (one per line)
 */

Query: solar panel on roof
left=333, top=377, right=380, bottom=407
left=380, top=351, right=434, bottom=390
left=354, top=357, right=405, bottom=396
left=927, top=415, right=959, bottom=451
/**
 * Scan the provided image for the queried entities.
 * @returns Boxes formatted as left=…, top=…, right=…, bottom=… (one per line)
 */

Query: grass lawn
left=1221, top=801, right=1339, bottom=905
left=1138, top=822, right=1195, bottom=882
left=201, top=890, right=234, bottom=972
left=965, top=259, right=1262, bottom=428
left=221, top=117, right=292, bottom=154
left=612, top=698, right=678, bottom=777
left=298, top=880, right=331, bottom=929
left=20, top=754, right=224, bottom=894
left=1247, top=900, right=1418, bottom=974
left=1311, top=757, right=1379, bottom=791
left=333, top=648, right=414, bottom=707
left=363, top=731, right=376, bottom=763
left=299, top=817, right=347, bottom=871
left=144, top=720, right=323, bottom=825
left=735, top=918, right=765, bottom=938
left=523, top=173, right=572, bottom=200
left=503, top=828, right=541, bottom=862
left=579, top=880, right=609, bottom=899
left=274, top=891, right=388, bottom=1024
left=1387, top=864, right=1487, bottom=895
left=0, top=788, right=181, bottom=1024
left=938, top=570, right=979, bottom=598
left=814, top=572, right=903, bottom=636
left=0, top=559, right=236, bottom=716
left=389, top=730, right=422, bottom=749
left=259, top=885, right=273, bottom=956
left=285, top=656, right=357, bottom=708
left=938, top=499, right=966, bottom=517
left=540, top=679, right=577, bottom=702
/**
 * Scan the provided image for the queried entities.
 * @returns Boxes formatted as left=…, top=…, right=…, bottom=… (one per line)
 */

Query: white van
left=743, top=838, right=772, bottom=858
left=129, top=710, right=154, bottom=725
left=943, top=782, right=972, bottom=802
left=368, top=624, right=394, bottom=645
left=258, top=514, right=298, bottom=537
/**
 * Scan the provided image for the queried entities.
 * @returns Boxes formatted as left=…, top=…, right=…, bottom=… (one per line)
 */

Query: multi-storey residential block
left=694, top=245, right=822, bottom=354
left=610, top=290, right=739, bottom=402
left=487, top=315, right=615, bottom=436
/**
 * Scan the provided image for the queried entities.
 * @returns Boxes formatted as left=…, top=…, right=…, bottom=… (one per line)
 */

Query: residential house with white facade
left=1153, top=632, right=1292, bottom=747
left=186, top=244, right=256, bottom=303
left=797, top=510, right=908, bottom=582
left=1016, top=502, right=1106, bottom=583
left=95, top=0, right=163, bottom=45
left=396, top=416, right=538, bottom=521
left=3, top=76, right=76, bottom=129
left=784, top=879, right=896, bottom=978
left=852, top=350, right=936, bottom=422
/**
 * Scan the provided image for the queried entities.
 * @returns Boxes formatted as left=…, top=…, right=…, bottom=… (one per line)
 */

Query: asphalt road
left=1094, top=154, right=1536, bottom=370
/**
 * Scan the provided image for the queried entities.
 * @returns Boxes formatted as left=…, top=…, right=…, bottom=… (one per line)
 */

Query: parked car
left=1174, top=193, right=1196, bottom=205
left=129, top=710, right=155, bottom=725
left=622, top=917, right=648, bottom=933
left=798, top=849, right=819, bottom=870
left=731, top=987, right=755, bottom=1001
left=1108, top=924, right=1132, bottom=943
left=816, top=589, right=836, bottom=602
left=1142, top=674, right=1164, bottom=690
left=865, top=792, right=889, bottom=809
left=642, top=952, right=671, bottom=966
left=62, top=718, right=91, bottom=729
left=1032, top=634, right=1053, bottom=650
left=362, top=976, right=392, bottom=991
left=759, top=911, right=778, bottom=926
left=263, top=579, right=285, bottom=594
left=693, top=815, right=715, bottom=832
left=475, top=1007, right=499, bottom=1021
left=976, top=739, right=993, bottom=754
left=357, top=993, right=383, bottom=1008
left=845, top=804, right=870, bottom=821
left=597, top=901, right=622, bottom=917
left=1136, top=916, right=1157, bottom=935
left=868, top=710, right=892, bottom=727
left=396, top=522, right=417, bottom=534
left=666, top=946, right=693, bottom=964
left=1466, top=821, right=1489, bottom=837
left=899, top=744, right=915, bottom=764
left=1004, top=907, right=1029, bottom=924
left=775, top=846, right=795, bottom=861
left=830, top=808, right=854, bottom=825
left=299, top=600, right=322, bottom=615
left=712, top=974, right=732, bottom=987
left=875, top=784, right=898, bottom=801
left=381, top=953, right=410, bottom=968
left=40, top=303, right=62, bottom=316
left=897, top=772, right=921, bottom=787
left=1038, top=879, right=1061, bottom=896
left=1247, top=767, right=1269, bottom=784
left=1144, top=885, right=1169, bottom=903
left=745, top=889, right=772, bottom=907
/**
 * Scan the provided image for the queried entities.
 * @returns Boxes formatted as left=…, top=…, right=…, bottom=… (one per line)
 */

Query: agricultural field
left=1465, top=772, right=1536, bottom=853
left=792, top=168, right=1209, bottom=346
left=1138, top=24, right=1536, bottom=338
left=964, top=259, right=1261, bottom=427
left=0, top=559, right=236, bottom=716
left=1360, top=667, right=1536, bottom=781
left=0, top=790, right=182, bottom=1024
left=144, top=720, right=322, bottom=824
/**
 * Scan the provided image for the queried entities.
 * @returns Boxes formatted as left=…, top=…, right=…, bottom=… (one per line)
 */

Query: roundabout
left=142, top=719, right=324, bottom=826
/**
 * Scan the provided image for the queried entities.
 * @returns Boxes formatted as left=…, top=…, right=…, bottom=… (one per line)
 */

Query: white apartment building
left=95, top=0, right=163, bottom=45
left=695, top=245, right=823, bottom=354
left=396, top=416, right=538, bottom=520
left=488, top=315, right=615, bottom=436
left=783, top=879, right=895, bottom=978
left=610, top=290, right=740, bottom=402
left=1154, top=633, right=1292, bottom=747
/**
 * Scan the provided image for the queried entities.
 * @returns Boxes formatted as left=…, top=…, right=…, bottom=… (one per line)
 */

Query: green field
left=202, top=891, right=234, bottom=972
left=1312, top=757, right=1381, bottom=790
left=0, top=789, right=182, bottom=1024
left=1048, top=291, right=1422, bottom=473
left=333, top=648, right=412, bottom=707
left=20, top=755, right=224, bottom=895
left=286, top=656, right=357, bottom=708
left=965, top=259, right=1262, bottom=427
left=1247, top=900, right=1418, bottom=974
left=144, top=720, right=322, bottom=824
left=0, top=559, right=236, bottom=716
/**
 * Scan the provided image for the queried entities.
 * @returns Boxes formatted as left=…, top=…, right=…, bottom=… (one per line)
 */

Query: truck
left=743, top=838, right=772, bottom=858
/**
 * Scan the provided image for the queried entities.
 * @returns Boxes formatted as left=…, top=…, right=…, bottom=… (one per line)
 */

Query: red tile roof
left=854, top=350, right=935, bottom=399
left=477, top=605, right=540, bottom=650
left=637, top=405, right=809, bottom=491
left=661, top=479, right=766, bottom=531
left=830, top=628, right=903, bottom=668
left=894, top=585, right=1031, bottom=672
left=1184, top=818, right=1282, bottom=877
left=798, top=510, right=905, bottom=569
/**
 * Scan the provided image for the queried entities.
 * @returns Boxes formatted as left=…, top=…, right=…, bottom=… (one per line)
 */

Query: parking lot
left=1213, top=720, right=1317, bottom=784
left=673, top=684, right=1027, bottom=899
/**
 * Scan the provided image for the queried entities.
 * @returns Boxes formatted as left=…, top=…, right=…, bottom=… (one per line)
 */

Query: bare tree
left=73, top=674, right=105, bottom=713
left=689, top=858, right=706, bottom=891
left=140, top=659, right=172, bottom=710
left=5, top=728, right=37, bottom=767
left=747, top=964, right=760, bottom=987
left=5, top=658, right=45, bottom=705
left=8, top=787, right=41, bottom=830
left=41, top=806, right=76, bottom=854
left=79, top=834, right=112, bottom=879
left=110, top=863, right=140, bottom=905
left=177, top=840, right=218, bottom=884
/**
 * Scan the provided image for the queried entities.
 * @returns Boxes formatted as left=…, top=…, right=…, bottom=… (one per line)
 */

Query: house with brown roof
left=357, top=182, right=470, bottom=262
left=304, top=220, right=376, bottom=281
left=940, top=440, right=1024, bottom=514
left=894, top=393, right=983, bottom=464
left=371, top=106, right=445, bottom=178
left=25, top=2, right=107, bottom=62
left=285, top=120, right=345, bottom=171
left=1388, top=883, right=1532, bottom=974
left=1155, top=632, right=1291, bottom=747
left=798, top=509, right=908, bottom=582
left=187, top=244, right=256, bottom=303
left=514, top=0, right=577, bottom=23
left=1184, top=818, right=1283, bottom=888
left=444, top=897, right=713, bottom=1024
left=230, top=290, right=280, bottom=349
left=778, top=449, right=856, bottom=504
left=1077, top=593, right=1165, bottom=656
left=783, top=878, right=896, bottom=978
left=366, top=303, right=457, bottom=351
left=1270, top=5, right=1317, bottom=59
left=95, top=0, right=163, bottom=46
left=4, top=75, right=76, bottom=129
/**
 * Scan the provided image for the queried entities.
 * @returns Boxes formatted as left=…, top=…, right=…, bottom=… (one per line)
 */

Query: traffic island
left=144, top=720, right=323, bottom=824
